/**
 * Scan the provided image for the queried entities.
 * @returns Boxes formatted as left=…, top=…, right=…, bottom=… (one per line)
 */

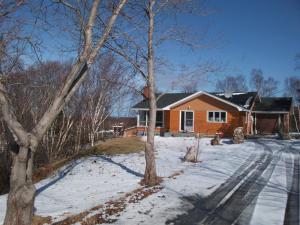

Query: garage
left=252, top=97, right=292, bottom=138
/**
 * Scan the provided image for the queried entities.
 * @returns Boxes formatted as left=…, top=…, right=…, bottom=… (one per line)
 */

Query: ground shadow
left=221, top=140, right=233, bottom=145
left=99, top=155, right=143, bottom=178
left=36, top=159, right=82, bottom=196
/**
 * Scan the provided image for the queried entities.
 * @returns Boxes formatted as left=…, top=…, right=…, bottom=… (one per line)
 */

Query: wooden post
left=246, top=112, right=254, bottom=135
left=282, top=113, right=290, bottom=139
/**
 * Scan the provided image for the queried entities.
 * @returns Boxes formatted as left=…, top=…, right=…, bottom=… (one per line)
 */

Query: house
left=126, top=87, right=293, bottom=138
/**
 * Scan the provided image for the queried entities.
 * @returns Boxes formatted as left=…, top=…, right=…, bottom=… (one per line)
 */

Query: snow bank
left=0, top=137, right=266, bottom=223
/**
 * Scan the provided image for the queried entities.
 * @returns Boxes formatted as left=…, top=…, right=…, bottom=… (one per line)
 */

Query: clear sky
left=157, top=0, right=300, bottom=93
left=16, top=0, right=300, bottom=94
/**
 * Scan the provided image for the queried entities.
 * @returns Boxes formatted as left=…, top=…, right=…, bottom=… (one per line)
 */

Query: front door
left=181, top=111, right=194, bottom=132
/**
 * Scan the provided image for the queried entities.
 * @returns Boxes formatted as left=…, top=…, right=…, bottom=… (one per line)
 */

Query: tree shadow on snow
left=221, top=139, right=233, bottom=145
left=99, top=155, right=143, bottom=178
left=36, top=159, right=82, bottom=196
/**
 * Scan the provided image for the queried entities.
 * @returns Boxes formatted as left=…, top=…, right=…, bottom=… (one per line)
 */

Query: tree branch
left=104, top=43, right=147, bottom=80
left=32, top=60, right=88, bottom=142
left=0, top=0, right=26, bottom=18
left=0, top=80, right=29, bottom=146
left=82, top=0, right=101, bottom=58
left=54, top=0, right=85, bottom=36
left=88, top=0, right=128, bottom=64
left=32, top=0, right=128, bottom=143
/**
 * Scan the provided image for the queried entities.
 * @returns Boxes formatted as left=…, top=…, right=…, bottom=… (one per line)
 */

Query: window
left=221, top=112, right=226, bottom=122
left=156, top=111, right=163, bottom=127
left=138, top=110, right=164, bottom=127
left=186, top=112, right=194, bottom=126
left=180, top=111, right=194, bottom=132
left=207, top=111, right=227, bottom=123
left=208, top=112, right=214, bottom=121
left=215, top=112, right=220, bottom=122
left=181, top=111, right=185, bottom=131
left=139, top=110, right=148, bottom=126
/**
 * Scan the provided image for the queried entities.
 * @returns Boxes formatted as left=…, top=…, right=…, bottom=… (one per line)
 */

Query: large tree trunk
left=0, top=1, right=127, bottom=224
left=144, top=82, right=159, bottom=185
left=143, top=0, right=159, bottom=186
left=4, top=146, right=35, bottom=225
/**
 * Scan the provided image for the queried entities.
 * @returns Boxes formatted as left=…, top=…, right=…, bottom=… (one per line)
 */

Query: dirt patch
left=32, top=215, right=52, bottom=225
left=53, top=185, right=162, bottom=225
left=168, top=170, right=184, bottom=179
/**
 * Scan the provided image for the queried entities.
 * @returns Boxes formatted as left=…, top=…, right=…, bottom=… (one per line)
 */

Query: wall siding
left=164, top=110, right=170, bottom=131
left=169, top=95, right=246, bottom=137
left=169, top=110, right=180, bottom=132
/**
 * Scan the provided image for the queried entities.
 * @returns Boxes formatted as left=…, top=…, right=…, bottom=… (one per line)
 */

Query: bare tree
left=263, top=77, right=278, bottom=96
left=285, top=76, right=300, bottom=132
left=173, top=62, right=223, bottom=93
left=215, top=74, right=248, bottom=93
left=142, top=0, right=159, bottom=185
left=5, top=61, right=75, bottom=165
left=0, top=1, right=127, bottom=224
left=285, top=76, right=300, bottom=103
left=70, top=89, right=90, bottom=153
left=105, top=0, right=212, bottom=186
left=250, top=69, right=264, bottom=93
left=0, top=1, right=26, bottom=19
left=84, top=54, right=127, bottom=146
left=295, top=53, right=300, bottom=70
left=250, top=69, right=278, bottom=97
left=43, top=110, right=74, bottom=161
left=294, top=53, right=300, bottom=101
left=180, top=82, right=198, bottom=93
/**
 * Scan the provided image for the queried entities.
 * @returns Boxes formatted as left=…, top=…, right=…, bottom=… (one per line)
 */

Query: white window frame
left=179, top=110, right=194, bottom=132
left=207, top=111, right=227, bottom=123
left=137, top=110, right=148, bottom=127
left=137, top=110, right=164, bottom=128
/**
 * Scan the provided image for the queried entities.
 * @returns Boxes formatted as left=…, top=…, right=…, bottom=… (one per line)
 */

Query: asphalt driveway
left=167, top=139, right=300, bottom=225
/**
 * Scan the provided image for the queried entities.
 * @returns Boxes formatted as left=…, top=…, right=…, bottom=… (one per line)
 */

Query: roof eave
left=162, top=91, right=248, bottom=111
left=252, top=110, right=290, bottom=114
left=131, top=108, right=164, bottom=111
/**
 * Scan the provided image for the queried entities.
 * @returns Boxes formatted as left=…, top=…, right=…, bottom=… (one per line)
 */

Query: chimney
left=142, top=86, right=149, bottom=99
left=224, top=90, right=233, bottom=98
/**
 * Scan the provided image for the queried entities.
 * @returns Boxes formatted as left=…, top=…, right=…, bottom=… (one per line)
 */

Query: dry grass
left=53, top=185, right=162, bottom=225
left=90, top=137, right=145, bottom=155
left=32, top=215, right=52, bottom=225
left=33, top=137, right=145, bottom=183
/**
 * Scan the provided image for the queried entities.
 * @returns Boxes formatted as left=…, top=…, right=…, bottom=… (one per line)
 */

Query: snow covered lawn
left=0, top=137, right=295, bottom=224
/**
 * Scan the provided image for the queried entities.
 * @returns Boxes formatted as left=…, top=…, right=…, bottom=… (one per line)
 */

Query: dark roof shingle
left=132, top=92, right=257, bottom=110
left=253, top=97, right=292, bottom=112
left=132, top=91, right=292, bottom=112
left=211, top=92, right=257, bottom=109
left=132, top=93, right=194, bottom=109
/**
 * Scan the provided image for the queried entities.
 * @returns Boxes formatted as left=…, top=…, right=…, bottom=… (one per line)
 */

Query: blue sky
left=157, top=0, right=300, bottom=93
left=16, top=0, right=300, bottom=94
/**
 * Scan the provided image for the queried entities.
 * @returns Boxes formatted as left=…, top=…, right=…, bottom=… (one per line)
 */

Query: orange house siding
left=169, top=110, right=180, bottom=132
left=164, top=110, right=170, bottom=131
left=168, top=95, right=246, bottom=137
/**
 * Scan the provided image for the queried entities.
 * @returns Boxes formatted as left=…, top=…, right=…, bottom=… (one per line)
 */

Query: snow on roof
left=215, top=92, right=246, bottom=96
